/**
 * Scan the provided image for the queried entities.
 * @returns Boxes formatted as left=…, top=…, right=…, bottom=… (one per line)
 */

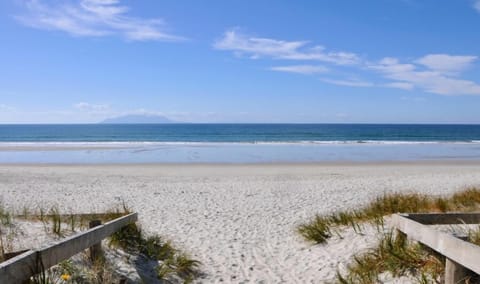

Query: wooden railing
left=0, top=212, right=137, bottom=283
left=391, top=213, right=480, bottom=283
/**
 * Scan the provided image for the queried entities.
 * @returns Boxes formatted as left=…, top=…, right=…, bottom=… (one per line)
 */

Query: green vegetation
left=337, top=228, right=480, bottom=284
left=0, top=202, right=14, bottom=262
left=298, top=188, right=480, bottom=244
left=337, top=231, right=444, bottom=283
left=297, top=187, right=480, bottom=283
left=110, top=222, right=201, bottom=282
left=50, top=207, right=62, bottom=236
left=0, top=202, right=200, bottom=283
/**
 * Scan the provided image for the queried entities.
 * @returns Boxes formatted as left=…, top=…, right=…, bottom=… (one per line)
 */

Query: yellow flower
left=61, top=274, right=71, bottom=281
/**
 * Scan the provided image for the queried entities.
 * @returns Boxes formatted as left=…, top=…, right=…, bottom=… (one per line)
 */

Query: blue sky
left=1, top=0, right=480, bottom=123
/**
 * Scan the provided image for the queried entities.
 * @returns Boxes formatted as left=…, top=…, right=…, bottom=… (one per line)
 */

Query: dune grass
left=298, top=188, right=480, bottom=244
left=1, top=203, right=201, bottom=283
left=336, top=231, right=445, bottom=284
left=297, top=188, right=480, bottom=283
left=109, top=222, right=201, bottom=282
left=337, top=227, right=480, bottom=284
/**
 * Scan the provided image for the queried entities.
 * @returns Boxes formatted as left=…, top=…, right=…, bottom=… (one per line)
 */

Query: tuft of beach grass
left=298, top=187, right=480, bottom=244
left=109, top=222, right=201, bottom=282
left=336, top=230, right=444, bottom=284
left=297, top=187, right=480, bottom=283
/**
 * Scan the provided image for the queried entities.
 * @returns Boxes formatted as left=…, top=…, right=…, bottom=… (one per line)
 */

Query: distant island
left=100, top=114, right=176, bottom=124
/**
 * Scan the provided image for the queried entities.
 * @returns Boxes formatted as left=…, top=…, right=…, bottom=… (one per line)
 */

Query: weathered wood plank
left=445, top=258, right=469, bottom=284
left=391, top=214, right=480, bottom=275
left=405, top=212, right=480, bottom=225
left=0, top=212, right=137, bottom=283
left=89, top=220, right=103, bottom=262
left=14, top=213, right=128, bottom=222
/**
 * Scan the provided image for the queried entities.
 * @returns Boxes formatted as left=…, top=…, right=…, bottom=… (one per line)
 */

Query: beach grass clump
left=362, top=193, right=436, bottom=217
left=0, top=203, right=14, bottom=262
left=336, top=231, right=444, bottom=284
left=0, top=202, right=12, bottom=227
left=451, top=188, right=480, bottom=210
left=157, top=253, right=201, bottom=283
left=50, top=207, right=62, bottom=237
left=297, top=216, right=333, bottom=244
left=298, top=187, right=480, bottom=244
left=297, top=188, right=480, bottom=283
left=468, top=226, right=480, bottom=246
left=109, top=222, right=201, bottom=282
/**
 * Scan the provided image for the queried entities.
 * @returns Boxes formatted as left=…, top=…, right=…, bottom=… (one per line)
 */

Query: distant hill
left=100, top=114, right=176, bottom=124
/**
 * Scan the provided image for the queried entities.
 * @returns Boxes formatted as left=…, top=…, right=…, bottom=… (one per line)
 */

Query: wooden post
left=89, top=220, right=102, bottom=262
left=395, top=228, right=407, bottom=241
left=445, top=258, right=468, bottom=284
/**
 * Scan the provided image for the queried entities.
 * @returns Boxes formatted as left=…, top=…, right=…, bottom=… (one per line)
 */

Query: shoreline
left=2, top=159, right=480, bottom=167
left=0, top=140, right=479, bottom=151
left=1, top=142, right=480, bottom=164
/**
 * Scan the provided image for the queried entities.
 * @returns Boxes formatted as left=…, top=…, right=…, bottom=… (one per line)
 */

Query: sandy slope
left=1, top=162, right=480, bottom=283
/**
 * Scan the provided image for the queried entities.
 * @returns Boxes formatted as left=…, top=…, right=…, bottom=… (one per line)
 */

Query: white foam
left=0, top=140, right=479, bottom=149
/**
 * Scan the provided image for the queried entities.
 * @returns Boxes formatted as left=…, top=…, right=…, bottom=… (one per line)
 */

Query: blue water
left=1, top=124, right=480, bottom=163
left=1, top=124, right=480, bottom=143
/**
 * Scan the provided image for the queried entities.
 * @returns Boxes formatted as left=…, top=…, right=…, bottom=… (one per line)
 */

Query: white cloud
left=122, top=108, right=165, bottom=116
left=384, top=82, right=414, bottom=90
left=270, top=65, right=328, bottom=74
left=16, top=0, right=183, bottom=41
left=370, top=56, right=480, bottom=95
left=320, top=78, right=374, bottom=87
left=416, top=54, right=477, bottom=74
left=0, top=104, right=15, bottom=111
left=214, top=29, right=360, bottom=65
left=214, top=30, right=480, bottom=96
left=74, top=102, right=110, bottom=111
left=474, top=0, right=480, bottom=12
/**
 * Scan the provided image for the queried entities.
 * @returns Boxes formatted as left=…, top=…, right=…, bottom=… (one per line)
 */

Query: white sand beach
left=1, top=162, right=480, bottom=283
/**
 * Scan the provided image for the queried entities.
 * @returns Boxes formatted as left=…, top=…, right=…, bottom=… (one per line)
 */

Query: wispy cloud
left=214, top=29, right=360, bottom=65
left=270, top=65, right=328, bottom=74
left=370, top=56, right=480, bottom=95
left=320, top=78, right=374, bottom=87
left=214, top=29, right=480, bottom=96
left=74, top=102, right=110, bottom=111
left=384, top=82, right=414, bottom=90
left=415, top=54, right=477, bottom=75
left=0, top=104, right=15, bottom=111
left=474, top=0, right=480, bottom=12
left=16, top=0, right=183, bottom=41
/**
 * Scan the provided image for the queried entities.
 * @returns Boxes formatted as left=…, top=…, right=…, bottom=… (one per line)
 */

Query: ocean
left=2, top=124, right=480, bottom=143
left=1, top=124, right=480, bottom=163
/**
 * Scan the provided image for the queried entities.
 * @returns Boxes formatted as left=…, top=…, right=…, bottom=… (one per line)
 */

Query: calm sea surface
left=1, top=124, right=480, bottom=142
left=1, top=124, right=480, bottom=163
